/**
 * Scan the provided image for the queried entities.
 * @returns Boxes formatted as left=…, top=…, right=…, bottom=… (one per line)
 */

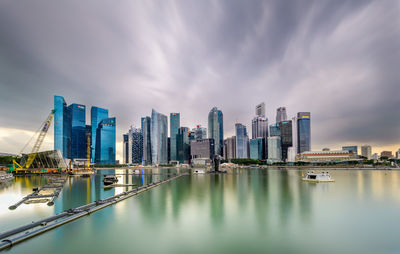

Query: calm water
left=1, top=169, right=400, bottom=254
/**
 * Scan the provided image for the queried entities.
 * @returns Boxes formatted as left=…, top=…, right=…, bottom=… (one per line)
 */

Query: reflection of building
left=297, top=112, right=311, bottom=153
left=191, top=139, right=215, bottom=160
left=250, top=138, right=264, bottom=160
left=268, top=136, right=281, bottom=162
left=170, top=113, right=180, bottom=161
left=361, top=145, right=372, bottom=159
left=276, top=107, right=287, bottom=123
left=20, top=150, right=67, bottom=169
left=342, top=146, right=358, bottom=155
left=208, top=107, right=223, bottom=156
left=235, top=123, right=249, bottom=159
left=141, top=116, right=152, bottom=165
left=224, top=136, right=236, bottom=160
left=297, top=150, right=356, bottom=162
left=151, top=109, right=168, bottom=165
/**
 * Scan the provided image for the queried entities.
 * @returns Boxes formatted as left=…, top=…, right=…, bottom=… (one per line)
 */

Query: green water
left=1, top=169, right=400, bottom=253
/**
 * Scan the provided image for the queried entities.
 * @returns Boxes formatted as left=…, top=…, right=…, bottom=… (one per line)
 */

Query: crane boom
left=23, top=110, right=55, bottom=169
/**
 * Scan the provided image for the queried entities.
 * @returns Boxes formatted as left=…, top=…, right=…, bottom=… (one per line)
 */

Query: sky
left=0, top=0, right=399, bottom=161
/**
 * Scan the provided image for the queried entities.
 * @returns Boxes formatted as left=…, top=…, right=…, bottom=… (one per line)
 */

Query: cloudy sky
left=0, top=0, right=399, bottom=160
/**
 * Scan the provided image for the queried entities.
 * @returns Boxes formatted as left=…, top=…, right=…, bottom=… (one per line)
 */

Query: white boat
left=193, top=169, right=205, bottom=174
left=302, top=171, right=334, bottom=182
left=0, top=173, right=14, bottom=182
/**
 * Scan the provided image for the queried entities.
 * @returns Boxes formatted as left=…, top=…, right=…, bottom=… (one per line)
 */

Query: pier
left=0, top=173, right=188, bottom=251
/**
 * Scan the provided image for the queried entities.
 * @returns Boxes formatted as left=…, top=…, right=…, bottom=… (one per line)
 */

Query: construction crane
left=13, top=110, right=55, bottom=171
left=86, top=135, right=91, bottom=169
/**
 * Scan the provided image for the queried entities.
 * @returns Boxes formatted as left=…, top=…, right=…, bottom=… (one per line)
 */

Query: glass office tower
left=91, top=106, right=109, bottom=163
left=95, top=117, right=116, bottom=164
left=69, top=104, right=86, bottom=159
left=141, top=116, right=152, bottom=165
left=297, top=112, right=311, bottom=153
left=151, top=109, right=168, bottom=165
left=208, top=107, right=224, bottom=156
left=170, top=113, right=180, bottom=161
left=279, top=120, right=293, bottom=162
left=54, top=95, right=71, bottom=159
left=177, top=127, right=190, bottom=163
left=235, top=123, right=249, bottom=158
left=250, top=138, right=264, bottom=160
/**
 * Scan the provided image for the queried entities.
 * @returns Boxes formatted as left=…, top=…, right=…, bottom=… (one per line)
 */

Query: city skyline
left=0, top=1, right=399, bottom=161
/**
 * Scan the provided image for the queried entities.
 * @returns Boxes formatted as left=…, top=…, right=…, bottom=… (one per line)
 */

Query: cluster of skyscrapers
left=54, top=95, right=116, bottom=164
left=123, top=103, right=311, bottom=165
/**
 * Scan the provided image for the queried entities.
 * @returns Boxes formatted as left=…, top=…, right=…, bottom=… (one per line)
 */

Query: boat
left=193, top=169, right=205, bottom=174
left=103, top=175, right=118, bottom=185
left=302, top=171, right=334, bottom=182
left=0, top=173, right=14, bottom=183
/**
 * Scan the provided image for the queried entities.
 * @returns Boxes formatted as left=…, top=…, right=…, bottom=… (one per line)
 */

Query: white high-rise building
left=151, top=109, right=168, bottom=165
left=361, top=145, right=372, bottom=160
left=276, top=107, right=287, bottom=123
left=252, top=117, right=268, bottom=139
left=255, top=102, right=266, bottom=118
left=287, top=147, right=296, bottom=162
left=268, top=136, right=281, bottom=163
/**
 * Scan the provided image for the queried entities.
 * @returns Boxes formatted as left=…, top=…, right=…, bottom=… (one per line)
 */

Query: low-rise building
left=380, top=151, right=393, bottom=159
left=361, top=145, right=372, bottom=160
left=191, top=139, right=215, bottom=160
left=297, top=150, right=357, bottom=162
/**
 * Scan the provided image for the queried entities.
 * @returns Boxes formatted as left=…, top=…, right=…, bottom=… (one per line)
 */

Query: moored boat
left=0, top=173, right=14, bottom=183
left=103, top=175, right=118, bottom=185
left=302, top=171, right=334, bottom=182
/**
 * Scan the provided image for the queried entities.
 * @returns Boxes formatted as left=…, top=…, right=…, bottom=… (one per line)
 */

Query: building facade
left=235, top=123, right=249, bottom=159
left=361, top=145, right=372, bottom=160
left=127, top=126, right=143, bottom=164
left=54, top=95, right=71, bottom=159
left=224, top=136, right=236, bottom=160
left=192, top=125, right=207, bottom=140
left=268, top=136, right=282, bottom=163
left=170, top=113, right=180, bottom=162
left=269, top=123, right=280, bottom=137
left=279, top=120, right=293, bottom=162
left=250, top=138, right=264, bottom=160
left=342, top=146, right=358, bottom=155
left=191, top=139, right=215, bottom=160
left=208, top=107, right=223, bottom=156
left=95, top=117, right=116, bottom=164
left=380, top=151, right=393, bottom=159
left=91, top=106, right=109, bottom=163
left=177, top=127, right=190, bottom=164
left=123, top=134, right=129, bottom=164
left=276, top=107, right=287, bottom=123
left=252, top=117, right=268, bottom=139
left=297, top=150, right=355, bottom=162
left=69, top=104, right=86, bottom=159
left=297, top=112, right=311, bottom=153
left=141, top=116, right=152, bottom=165
left=150, top=109, right=168, bottom=165
left=255, top=102, right=266, bottom=118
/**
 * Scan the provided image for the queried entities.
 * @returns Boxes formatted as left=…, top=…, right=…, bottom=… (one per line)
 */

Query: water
left=1, top=169, right=400, bottom=254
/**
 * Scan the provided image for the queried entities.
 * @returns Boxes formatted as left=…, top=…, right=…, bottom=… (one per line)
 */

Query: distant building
left=397, top=149, right=400, bottom=159
left=269, top=123, right=280, bottom=137
left=141, top=116, right=152, bottom=165
left=224, top=136, right=236, bottom=160
left=252, top=117, right=268, bottom=139
left=127, top=126, right=143, bottom=164
left=322, top=148, right=330, bottom=151
left=279, top=120, right=292, bottom=162
left=361, top=145, right=372, bottom=160
left=177, top=127, right=190, bottom=164
left=380, top=151, right=393, bottom=159
left=192, top=125, right=207, bottom=140
left=123, top=134, right=129, bottom=164
left=208, top=107, right=224, bottom=156
left=69, top=104, right=86, bottom=159
left=297, top=150, right=355, bottom=162
left=291, top=116, right=298, bottom=155
left=250, top=138, right=264, bottom=160
left=235, top=123, right=249, bottom=158
left=287, top=147, right=297, bottom=163
left=371, top=153, right=379, bottom=160
left=342, top=146, right=358, bottom=155
left=170, top=113, right=180, bottom=162
left=191, top=139, right=215, bottom=160
left=297, top=112, right=311, bottom=153
left=276, top=107, right=287, bottom=123
left=268, top=136, right=281, bottom=163
left=151, top=109, right=168, bottom=165
left=255, top=102, right=266, bottom=118
left=91, top=106, right=109, bottom=163
left=95, top=117, right=116, bottom=164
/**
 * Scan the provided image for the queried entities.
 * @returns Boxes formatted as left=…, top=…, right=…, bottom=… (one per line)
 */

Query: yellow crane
left=13, top=110, right=55, bottom=172
left=86, top=135, right=91, bottom=169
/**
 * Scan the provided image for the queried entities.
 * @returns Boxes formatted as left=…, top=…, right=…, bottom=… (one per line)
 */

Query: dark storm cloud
left=0, top=0, right=399, bottom=156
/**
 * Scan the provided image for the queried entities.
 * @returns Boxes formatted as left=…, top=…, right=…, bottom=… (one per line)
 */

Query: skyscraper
left=361, top=145, right=372, bottom=159
left=235, top=123, right=249, bottom=159
left=250, top=138, right=264, bottom=160
left=151, top=109, right=168, bottom=165
left=192, top=125, right=207, bottom=140
left=69, top=104, right=86, bottom=159
left=269, top=123, right=280, bottom=137
left=177, top=127, right=190, bottom=163
left=279, top=120, right=292, bottom=161
left=91, top=106, right=109, bottom=163
left=54, top=95, right=71, bottom=159
left=224, top=136, right=236, bottom=160
left=141, top=116, right=152, bottom=165
left=123, top=134, right=129, bottom=164
left=276, top=107, right=287, bottom=123
left=208, top=107, right=223, bottom=156
left=255, top=102, right=266, bottom=118
left=252, top=117, right=268, bottom=139
left=170, top=113, right=180, bottom=162
left=268, top=136, right=282, bottom=163
left=95, top=117, right=116, bottom=164
left=128, top=126, right=143, bottom=164
left=297, top=112, right=311, bottom=153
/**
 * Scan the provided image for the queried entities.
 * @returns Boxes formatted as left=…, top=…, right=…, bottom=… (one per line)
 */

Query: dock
left=0, top=173, right=188, bottom=251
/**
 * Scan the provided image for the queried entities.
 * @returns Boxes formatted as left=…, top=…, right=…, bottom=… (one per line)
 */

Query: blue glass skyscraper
left=170, top=113, right=180, bottom=161
left=95, top=117, right=116, bottom=164
left=69, top=104, right=86, bottom=159
left=54, top=95, right=71, bottom=158
left=141, top=116, right=152, bottom=165
left=208, top=107, right=223, bottom=156
left=235, top=123, right=249, bottom=158
left=297, top=112, right=311, bottom=153
left=250, top=138, right=264, bottom=160
left=177, top=127, right=190, bottom=163
left=91, top=106, right=108, bottom=163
